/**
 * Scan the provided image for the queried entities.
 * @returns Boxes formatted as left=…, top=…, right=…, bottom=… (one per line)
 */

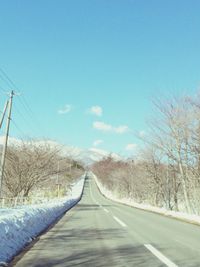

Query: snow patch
left=92, top=172, right=200, bottom=227
left=0, top=175, right=85, bottom=264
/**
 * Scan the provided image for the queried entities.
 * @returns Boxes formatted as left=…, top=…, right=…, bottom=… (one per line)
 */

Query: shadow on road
left=75, top=203, right=111, bottom=212
left=9, top=178, right=182, bottom=267
left=10, top=225, right=166, bottom=267
left=24, top=245, right=158, bottom=267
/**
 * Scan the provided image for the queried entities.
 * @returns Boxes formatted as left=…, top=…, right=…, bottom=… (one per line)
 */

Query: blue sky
left=0, top=0, right=199, bottom=155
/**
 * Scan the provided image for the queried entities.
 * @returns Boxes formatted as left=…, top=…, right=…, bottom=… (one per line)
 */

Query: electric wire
left=16, top=96, right=45, bottom=135
left=0, top=66, right=47, bottom=138
left=13, top=102, right=38, bottom=136
left=0, top=67, right=19, bottom=90
left=11, top=120, right=31, bottom=140
left=0, top=109, right=31, bottom=139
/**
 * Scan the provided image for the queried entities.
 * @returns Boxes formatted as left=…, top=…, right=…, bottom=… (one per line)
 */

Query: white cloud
left=58, top=104, right=72, bottom=114
left=93, top=139, right=104, bottom=147
left=125, top=143, right=138, bottom=151
left=93, top=121, right=112, bottom=132
left=115, top=125, right=129, bottom=134
left=88, top=106, right=103, bottom=116
left=93, top=121, right=130, bottom=134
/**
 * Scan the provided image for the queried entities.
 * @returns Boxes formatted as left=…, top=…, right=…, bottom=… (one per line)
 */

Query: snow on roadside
left=0, top=175, right=85, bottom=264
left=92, top=172, right=200, bottom=226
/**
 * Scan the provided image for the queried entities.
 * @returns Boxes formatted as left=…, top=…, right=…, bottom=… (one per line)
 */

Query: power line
left=0, top=67, right=19, bottom=90
left=11, top=119, right=31, bottom=139
left=0, top=108, right=27, bottom=137
left=16, top=95, right=47, bottom=136
left=0, top=68, right=29, bottom=110
left=0, top=73, right=12, bottom=89
left=0, top=86, right=8, bottom=92
left=18, top=96, right=40, bottom=125
left=0, top=66, right=47, bottom=137
left=13, top=102, right=39, bottom=136
left=0, top=100, right=32, bottom=140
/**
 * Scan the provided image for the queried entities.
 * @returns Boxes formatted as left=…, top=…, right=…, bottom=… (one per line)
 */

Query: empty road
left=11, top=175, right=200, bottom=267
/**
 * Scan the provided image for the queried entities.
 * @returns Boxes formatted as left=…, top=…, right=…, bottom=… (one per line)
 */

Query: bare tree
left=141, top=96, right=200, bottom=213
left=92, top=94, right=200, bottom=215
left=3, top=141, right=84, bottom=197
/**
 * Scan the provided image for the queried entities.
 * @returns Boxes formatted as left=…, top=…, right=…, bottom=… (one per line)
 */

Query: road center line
left=103, top=208, right=109, bottom=213
left=113, top=216, right=127, bottom=228
left=144, top=244, right=178, bottom=267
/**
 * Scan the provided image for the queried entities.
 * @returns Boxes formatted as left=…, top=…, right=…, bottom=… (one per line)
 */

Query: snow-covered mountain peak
left=0, top=136, right=122, bottom=166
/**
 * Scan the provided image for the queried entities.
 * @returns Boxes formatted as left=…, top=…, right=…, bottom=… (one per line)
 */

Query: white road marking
left=144, top=244, right=178, bottom=267
left=113, top=216, right=127, bottom=228
left=89, top=182, right=100, bottom=206
left=103, top=208, right=109, bottom=213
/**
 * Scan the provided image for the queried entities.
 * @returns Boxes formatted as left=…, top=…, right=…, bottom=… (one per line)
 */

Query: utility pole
left=0, top=100, right=9, bottom=129
left=0, top=90, right=14, bottom=198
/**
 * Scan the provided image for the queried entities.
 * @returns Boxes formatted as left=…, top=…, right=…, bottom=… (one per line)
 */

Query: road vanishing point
left=11, top=176, right=200, bottom=267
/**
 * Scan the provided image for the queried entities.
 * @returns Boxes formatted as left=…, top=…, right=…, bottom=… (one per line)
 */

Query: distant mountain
left=0, top=136, right=122, bottom=166
left=53, top=145, right=122, bottom=166
left=65, top=147, right=122, bottom=166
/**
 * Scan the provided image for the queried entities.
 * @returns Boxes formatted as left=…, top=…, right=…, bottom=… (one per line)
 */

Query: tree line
left=2, top=141, right=84, bottom=198
left=92, top=94, right=200, bottom=215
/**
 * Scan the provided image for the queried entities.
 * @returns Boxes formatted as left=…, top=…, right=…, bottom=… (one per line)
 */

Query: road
left=11, top=176, right=200, bottom=267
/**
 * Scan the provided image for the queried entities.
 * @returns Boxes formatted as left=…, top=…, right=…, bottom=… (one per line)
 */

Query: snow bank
left=92, top=172, right=200, bottom=226
left=0, top=175, right=85, bottom=264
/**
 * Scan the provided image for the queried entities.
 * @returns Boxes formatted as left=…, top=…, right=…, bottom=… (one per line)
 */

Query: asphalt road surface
left=11, top=176, right=200, bottom=267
